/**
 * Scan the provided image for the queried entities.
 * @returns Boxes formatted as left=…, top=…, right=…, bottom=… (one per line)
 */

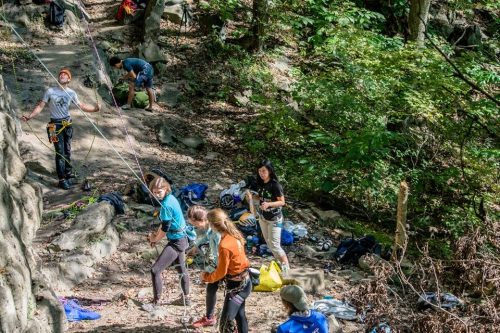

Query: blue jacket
left=277, top=310, right=329, bottom=333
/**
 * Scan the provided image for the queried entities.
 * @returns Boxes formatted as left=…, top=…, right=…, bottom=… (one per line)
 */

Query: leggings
left=151, top=237, right=190, bottom=302
left=206, top=280, right=220, bottom=319
left=219, top=278, right=252, bottom=333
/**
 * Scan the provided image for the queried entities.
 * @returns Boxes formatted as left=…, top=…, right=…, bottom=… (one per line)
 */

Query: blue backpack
left=177, top=183, right=209, bottom=212
left=281, top=229, right=294, bottom=246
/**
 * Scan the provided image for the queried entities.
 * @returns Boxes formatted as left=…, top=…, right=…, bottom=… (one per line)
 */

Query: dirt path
left=3, top=0, right=367, bottom=332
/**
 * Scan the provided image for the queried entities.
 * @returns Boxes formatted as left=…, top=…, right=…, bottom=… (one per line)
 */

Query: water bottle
left=246, top=235, right=253, bottom=252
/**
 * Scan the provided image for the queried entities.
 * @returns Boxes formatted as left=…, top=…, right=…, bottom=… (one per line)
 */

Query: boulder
left=287, top=268, right=325, bottom=294
left=162, top=3, right=192, bottom=26
left=137, top=40, right=166, bottom=63
left=50, top=201, right=115, bottom=252
left=230, top=91, right=250, bottom=106
left=358, top=254, right=389, bottom=274
left=180, top=136, right=204, bottom=150
left=157, top=125, right=175, bottom=145
left=310, top=207, right=341, bottom=224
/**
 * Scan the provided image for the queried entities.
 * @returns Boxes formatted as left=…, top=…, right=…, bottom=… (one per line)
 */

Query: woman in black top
left=254, top=159, right=290, bottom=275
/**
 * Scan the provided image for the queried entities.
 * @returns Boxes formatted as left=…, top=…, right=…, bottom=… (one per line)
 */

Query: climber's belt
left=47, top=118, right=72, bottom=143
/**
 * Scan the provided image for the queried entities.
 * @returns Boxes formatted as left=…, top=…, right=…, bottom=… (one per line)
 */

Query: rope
left=2, top=5, right=194, bottom=330
left=0, top=14, right=159, bottom=204
left=72, top=0, right=101, bottom=172
left=75, top=0, right=147, bottom=185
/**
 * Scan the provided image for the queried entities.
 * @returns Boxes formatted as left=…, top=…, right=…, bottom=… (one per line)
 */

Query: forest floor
left=1, top=0, right=374, bottom=332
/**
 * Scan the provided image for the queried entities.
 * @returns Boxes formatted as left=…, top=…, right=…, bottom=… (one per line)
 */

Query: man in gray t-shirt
left=21, top=68, right=100, bottom=190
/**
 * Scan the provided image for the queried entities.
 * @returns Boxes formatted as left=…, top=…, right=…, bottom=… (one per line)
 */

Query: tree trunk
left=251, top=0, right=267, bottom=52
left=392, top=181, right=409, bottom=262
left=408, top=0, right=431, bottom=46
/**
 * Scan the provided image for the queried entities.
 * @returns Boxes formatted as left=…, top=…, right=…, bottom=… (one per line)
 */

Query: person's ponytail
left=207, top=208, right=245, bottom=243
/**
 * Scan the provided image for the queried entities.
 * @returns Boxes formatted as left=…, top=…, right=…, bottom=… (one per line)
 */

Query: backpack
left=136, top=168, right=174, bottom=206
left=112, top=82, right=150, bottom=108
left=280, top=229, right=294, bottom=246
left=334, top=235, right=382, bottom=265
left=49, top=1, right=65, bottom=28
left=176, top=183, right=210, bottom=212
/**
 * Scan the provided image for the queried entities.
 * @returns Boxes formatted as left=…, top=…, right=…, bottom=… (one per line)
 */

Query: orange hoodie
left=203, top=233, right=250, bottom=283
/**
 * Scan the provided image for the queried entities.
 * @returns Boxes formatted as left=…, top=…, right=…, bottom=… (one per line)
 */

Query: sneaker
left=58, top=179, right=70, bottom=190
left=280, top=263, right=290, bottom=278
left=121, top=104, right=131, bottom=110
left=170, top=295, right=191, bottom=306
left=192, top=316, right=216, bottom=328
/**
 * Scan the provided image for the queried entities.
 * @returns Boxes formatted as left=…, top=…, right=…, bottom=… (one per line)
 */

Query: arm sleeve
left=42, top=89, right=51, bottom=103
left=273, top=182, right=284, bottom=199
left=204, top=247, right=230, bottom=283
left=71, top=91, right=80, bottom=106
left=160, top=220, right=172, bottom=233
left=195, top=234, right=208, bottom=247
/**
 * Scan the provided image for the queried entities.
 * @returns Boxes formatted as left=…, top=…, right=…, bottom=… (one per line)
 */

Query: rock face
left=44, top=202, right=120, bottom=290
left=0, top=74, right=66, bottom=333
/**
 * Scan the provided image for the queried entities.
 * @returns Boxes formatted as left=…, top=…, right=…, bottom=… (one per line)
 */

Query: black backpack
left=334, top=235, right=382, bottom=265
left=49, top=1, right=65, bottom=28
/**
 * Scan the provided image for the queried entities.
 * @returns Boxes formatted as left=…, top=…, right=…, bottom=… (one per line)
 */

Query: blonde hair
left=207, top=208, right=245, bottom=243
left=148, top=176, right=172, bottom=195
left=187, top=205, right=208, bottom=221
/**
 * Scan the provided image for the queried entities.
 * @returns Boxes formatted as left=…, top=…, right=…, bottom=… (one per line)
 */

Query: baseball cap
left=280, top=285, right=309, bottom=311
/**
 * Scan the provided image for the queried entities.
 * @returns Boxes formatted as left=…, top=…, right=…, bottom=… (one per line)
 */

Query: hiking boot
left=192, top=316, right=216, bottom=328
left=170, top=295, right=191, bottom=306
left=121, top=104, right=131, bottom=110
left=58, top=179, right=70, bottom=190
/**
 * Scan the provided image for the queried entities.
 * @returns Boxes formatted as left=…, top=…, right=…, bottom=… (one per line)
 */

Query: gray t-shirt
left=42, top=87, right=80, bottom=119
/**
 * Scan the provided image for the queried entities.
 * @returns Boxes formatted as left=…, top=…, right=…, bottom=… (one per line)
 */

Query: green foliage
left=232, top=0, right=499, bottom=239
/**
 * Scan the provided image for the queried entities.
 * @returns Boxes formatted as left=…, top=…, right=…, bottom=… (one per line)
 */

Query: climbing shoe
left=58, top=179, right=70, bottom=190
left=192, top=316, right=216, bottom=328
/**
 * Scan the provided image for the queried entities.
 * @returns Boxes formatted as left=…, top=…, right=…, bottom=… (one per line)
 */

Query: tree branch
left=419, top=16, right=500, bottom=106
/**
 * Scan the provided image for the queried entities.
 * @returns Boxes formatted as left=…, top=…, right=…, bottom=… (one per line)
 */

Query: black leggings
left=206, top=280, right=220, bottom=319
left=219, top=278, right=252, bottom=333
left=151, top=237, right=190, bottom=302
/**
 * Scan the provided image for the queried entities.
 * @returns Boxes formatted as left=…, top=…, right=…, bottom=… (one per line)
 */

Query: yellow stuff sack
left=253, top=260, right=282, bottom=292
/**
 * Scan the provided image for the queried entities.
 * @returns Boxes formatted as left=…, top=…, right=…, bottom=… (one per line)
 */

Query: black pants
left=206, top=280, right=220, bottom=319
left=219, top=278, right=252, bottom=333
left=151, top=237, right=190, bottom=302
left=47, top=120, right=73, bottom=180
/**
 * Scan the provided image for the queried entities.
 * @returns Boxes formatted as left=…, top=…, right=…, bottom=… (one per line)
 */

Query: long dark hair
left=256, top=159, right=278, bottom=186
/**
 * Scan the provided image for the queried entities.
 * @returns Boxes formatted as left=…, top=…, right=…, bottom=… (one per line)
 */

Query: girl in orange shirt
left=201, top=209, right=252, bottom=333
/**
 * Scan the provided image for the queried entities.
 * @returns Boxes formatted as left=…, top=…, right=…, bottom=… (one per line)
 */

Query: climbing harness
left=46, top=119, right=73, bottom=143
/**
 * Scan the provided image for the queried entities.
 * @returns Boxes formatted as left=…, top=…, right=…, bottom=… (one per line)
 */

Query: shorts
left=135, top=63, right=154, bottom=89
